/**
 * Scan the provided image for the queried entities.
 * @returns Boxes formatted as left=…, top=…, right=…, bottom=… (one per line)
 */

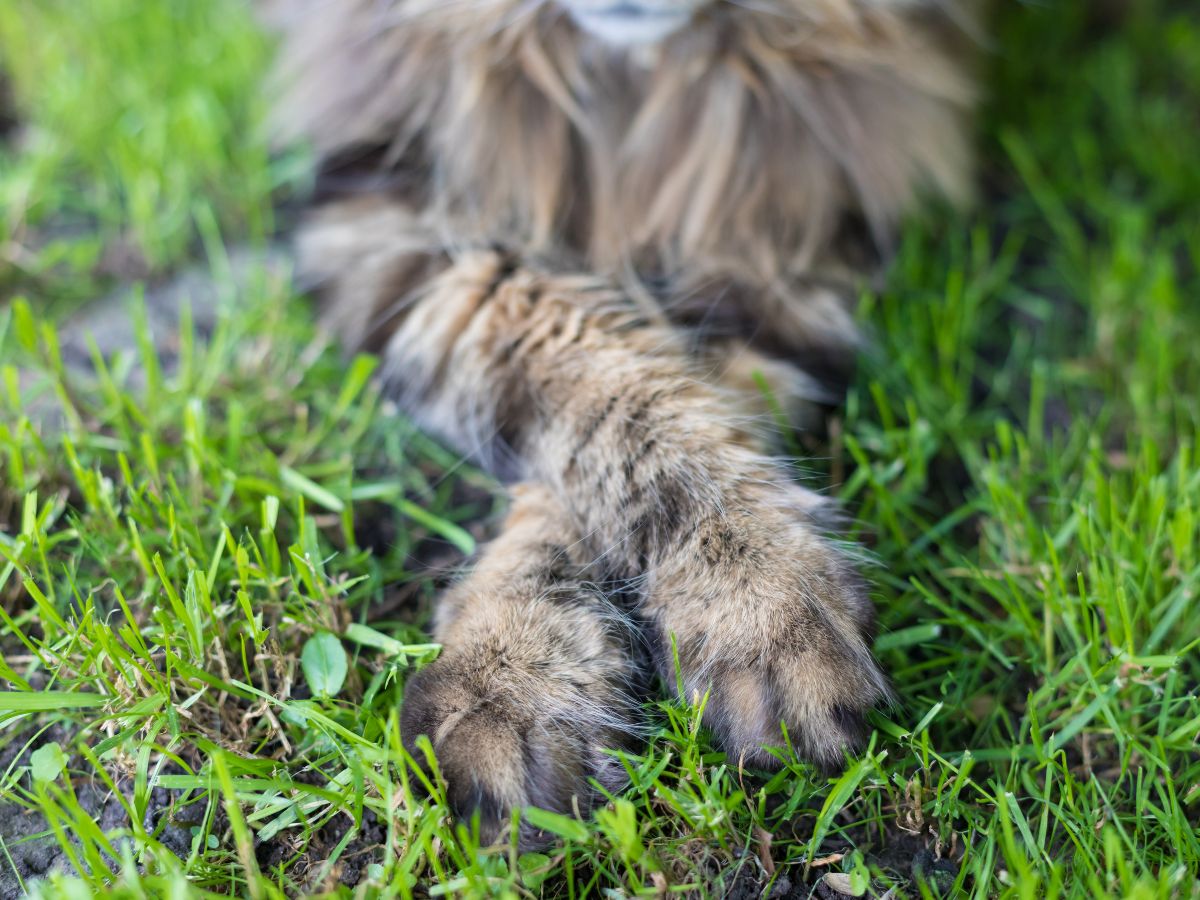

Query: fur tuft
left=272, top=0, right=976, bottom=350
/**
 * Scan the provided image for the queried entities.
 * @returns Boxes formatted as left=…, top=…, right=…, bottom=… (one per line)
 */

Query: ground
left=0, top=0, right=1198, bottom=897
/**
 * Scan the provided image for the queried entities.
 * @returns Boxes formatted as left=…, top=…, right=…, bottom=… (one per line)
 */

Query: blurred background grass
left=0, top=0, right=293, bottom=306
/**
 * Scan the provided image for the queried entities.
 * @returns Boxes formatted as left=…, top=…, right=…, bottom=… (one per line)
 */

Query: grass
left=1, top=0, right=1198, bottom=897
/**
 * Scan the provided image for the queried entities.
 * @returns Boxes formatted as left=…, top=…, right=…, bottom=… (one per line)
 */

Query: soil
left=0, top=720, right=389, bottom=897
left=0, top=722, right=199, bottom=897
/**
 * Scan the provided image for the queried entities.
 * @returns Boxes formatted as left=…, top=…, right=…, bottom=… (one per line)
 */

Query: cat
left=271, top=0, right=976, bottom=844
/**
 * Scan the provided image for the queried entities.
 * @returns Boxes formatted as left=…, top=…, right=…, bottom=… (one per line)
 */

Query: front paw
left=647, top=485, right=889, bottom=769
left=400, top=595, right=639, bottom=846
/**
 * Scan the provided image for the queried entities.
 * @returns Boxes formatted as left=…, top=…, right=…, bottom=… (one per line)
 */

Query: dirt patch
left=0, top=721, right=193, bottom=896
left=0, top=714, right=393, bottom=895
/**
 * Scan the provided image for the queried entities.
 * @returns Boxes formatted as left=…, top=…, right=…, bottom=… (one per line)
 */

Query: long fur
left=269, top=0, right=977, bottom=842
left=274, top=0, right=975, bottom=319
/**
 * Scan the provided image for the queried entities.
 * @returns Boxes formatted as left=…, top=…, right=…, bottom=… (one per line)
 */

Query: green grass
left=1, top=0, right=1198, bottom=897
left=0, top=0, right=287, bottom=307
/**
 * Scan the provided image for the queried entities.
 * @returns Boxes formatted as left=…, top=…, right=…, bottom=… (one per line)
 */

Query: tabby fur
left=272, top=0, right=977, bottom=844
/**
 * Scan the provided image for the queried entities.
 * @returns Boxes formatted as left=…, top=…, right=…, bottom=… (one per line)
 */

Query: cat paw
left=400, top=591, right=640, bottom=846
left=647, top=484, right=889, bottom=768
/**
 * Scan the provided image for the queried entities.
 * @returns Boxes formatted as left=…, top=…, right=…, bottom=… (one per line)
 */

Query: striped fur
left=271, top=0, right=977, bottom=843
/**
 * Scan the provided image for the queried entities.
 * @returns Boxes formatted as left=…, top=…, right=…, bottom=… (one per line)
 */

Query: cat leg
left=301, top=201, right=886, bottom=818
left=401, top=483, right=641, bottom=846
left=376, top=248, right=885, bottom=766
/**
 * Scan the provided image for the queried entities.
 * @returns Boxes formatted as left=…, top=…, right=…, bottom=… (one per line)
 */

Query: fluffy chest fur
left=274, top=0, right=976, bottom=289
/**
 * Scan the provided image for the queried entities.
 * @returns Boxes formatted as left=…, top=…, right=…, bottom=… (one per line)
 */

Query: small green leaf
left=10, top=298, right=39, bottom=354
left=343, top=623, right=406, bottom=656
left=396, top=500, right=475, bottom=555
left=848, top=850, right=871, bottom=894
left=595, top=798, right=642, bottom=862
left=344, top=623, right=440, bottom=662
left=332, top=355, right=379, bottom=416
left=301, top=632, right=348, bottom=698
left=523, top=807, right=589, bottom=844
left=0, top=691, right=107, bottom=712
left=281, top=466, right=345, bottom=512
left=518, top=852, right=553, bottom=889
left=874, top=623, right=941, bottom=651
left=30, top=742, right=67, bottom=784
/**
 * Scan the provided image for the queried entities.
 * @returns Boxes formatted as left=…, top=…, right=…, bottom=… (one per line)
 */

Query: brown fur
left=400, top=484, right=641, bottom=844
left=271, top=0, right=977, bottom=843
left=276, top=0, right=975, bottom=352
